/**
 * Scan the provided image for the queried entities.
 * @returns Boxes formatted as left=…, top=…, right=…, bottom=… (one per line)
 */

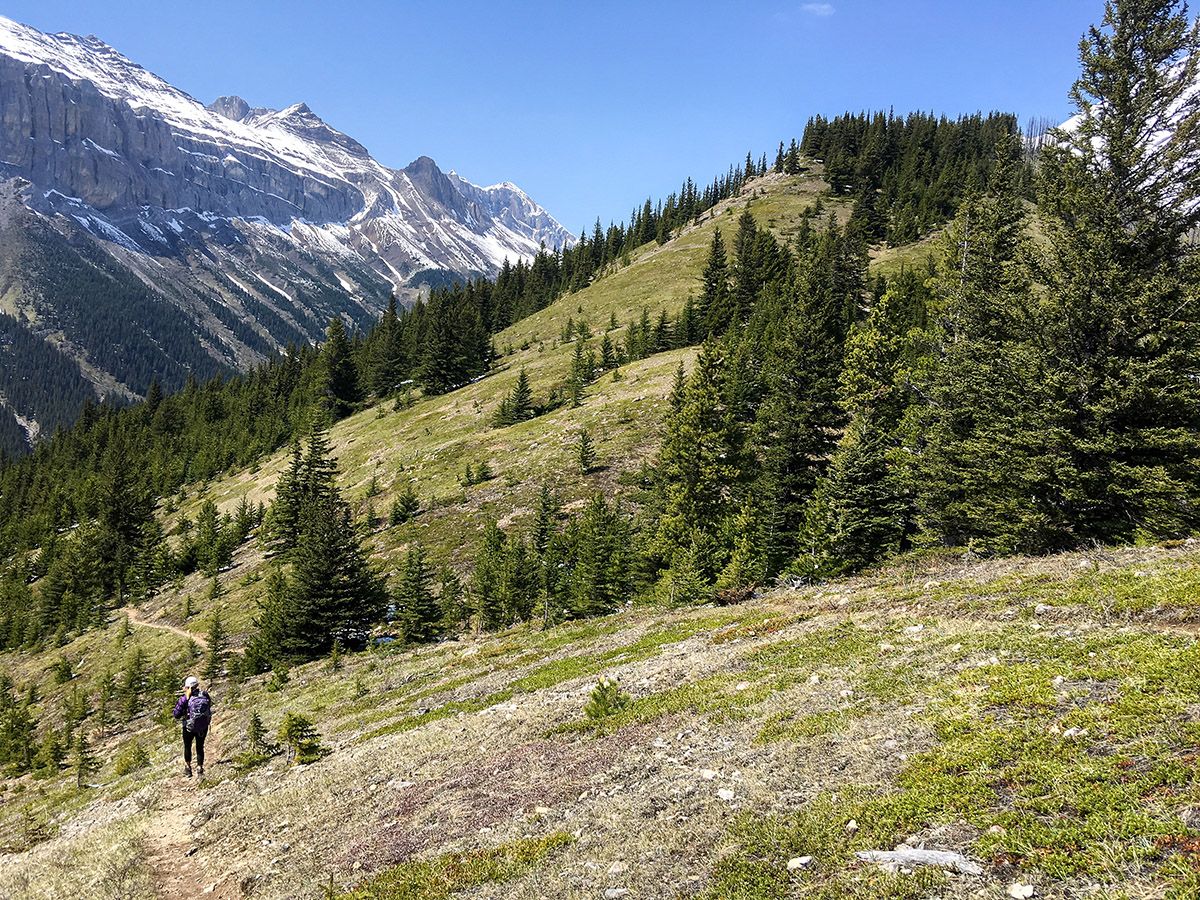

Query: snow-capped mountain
left=0, top=15, right=573, bottom=453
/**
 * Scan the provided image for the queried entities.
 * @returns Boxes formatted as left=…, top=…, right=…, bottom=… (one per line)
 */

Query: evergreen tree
left=251, top=430, right=386, bottom=663
left=494, top=369, right=534, bottom=426
left=395, top=544, right=440, bottom=644
left=699, top=230, right=733, bottom=336
left=1019, top=0, right=1200, bottom=544
left=567, top=495, right=630, bottom=618
left=33, top=731, right=66, bottom=779
left=577, top=429, right=597, bottom=475
left=388, top=483, right=420, bottom=526
left=368, top=295, right=407, bottom=397
left=437, top=566, right=467, bottom=632
left=284, top=499, right=386, bottom=658
left=278, top=712, right=324, bottom=764
left=650, top=344, right=744, bottom=585
left=203, top=610, right=227, bottom=682
left=798, top=268, right=930, bottom=576
left=94, top=670, right=115, bottom=738
left=914, top=145, right=1053, bottom=554
left=72, top=731, right=98, bottom=788
left=266, top=440, right=304, bottom=554
left=599, top=333, right=616, bottom=369
left=247, top=567, right=291, bottom=672
left=246, top=711, right=280, bottom=756
left=0, top=680, right=36, bottom=774
left=318, top=318, right=360, bottom=418
left=784, top=139, right=802, bottom=174
left=119, top=646, right=149, bottom=720
left=194, top=499, right=224, bottom=576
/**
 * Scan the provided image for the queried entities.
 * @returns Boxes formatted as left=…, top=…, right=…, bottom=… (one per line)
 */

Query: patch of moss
left=337, top=832, right=573, bottom=899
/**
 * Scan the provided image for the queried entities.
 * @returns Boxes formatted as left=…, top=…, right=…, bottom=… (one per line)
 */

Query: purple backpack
left=186, top=691, right=212, bottom=731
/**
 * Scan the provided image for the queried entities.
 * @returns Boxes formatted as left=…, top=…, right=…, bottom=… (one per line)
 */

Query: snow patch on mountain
left=0, top=13, right=574, bottom=288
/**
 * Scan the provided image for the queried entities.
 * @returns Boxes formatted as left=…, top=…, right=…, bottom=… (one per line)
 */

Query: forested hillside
left=1, top=1, right=1199, bottom=897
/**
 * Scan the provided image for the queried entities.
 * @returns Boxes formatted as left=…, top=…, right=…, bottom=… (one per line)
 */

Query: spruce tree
left=388, top=483, right=420, bottom=526
left=784, top=139, right=802, bottom=174
left=246, top=711, right=279, bottom=757
left=266, top=440, right=304, bottom=554
left=914, top=146, right=1053, bottom=554
left=599, top=333, right=616, bottom=369
left=731, top=209, right=761, bottom=324
left=567, top=495, right=630, bottom=618
left=194, top=500, right=224, bottom=576
left=94, top=671, right=115, bottom=739
left=203, top=610, right=227, bottom=683
left=699, top=230, right=733, bottom=336
left=530, top=484, right=561, bottom=558
left=369, top=295, right=407, bottom=397
left=247, top=567, right=292, bottom=672
left=471, top=521, right=509, bottom=630
left=72, top=731, right=98, bottom=788
left=651, top=344, right=744, bottom=584
left=494, top=369, right=534, bottom=426
left=577, top=429, right=596, bottom=475
left=318, top=318, right=361, bottom=419
left=278, top=712, right=324, bottom=764
left=437, top=567, right=467, bottom=632
left=252, top=430, right=386, bottom=662
left=119, top=647, right=149, bottom=721
left=286, top=499, right=387, bottom=658
left=1022, top=0, right=1200, bottom=544
left=395, top=544, right=440, bottom=644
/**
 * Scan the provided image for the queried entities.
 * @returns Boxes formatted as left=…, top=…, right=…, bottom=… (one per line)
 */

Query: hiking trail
left=141, top=723, right=241, bottom=900
left=124, top=608, right=208, bottom=649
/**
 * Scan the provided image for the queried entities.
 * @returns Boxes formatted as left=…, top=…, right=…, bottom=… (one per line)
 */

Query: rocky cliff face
left=0, top=15, right=574, bottom=454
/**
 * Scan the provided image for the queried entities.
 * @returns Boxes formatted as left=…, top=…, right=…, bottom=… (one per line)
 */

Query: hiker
left=172, top=675, right=213, bottom=778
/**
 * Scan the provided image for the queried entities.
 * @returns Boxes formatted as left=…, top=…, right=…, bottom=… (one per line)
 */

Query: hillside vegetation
left=5, top=542, right=1200, bottom=899
left=3, top=2, right=1200, bottom=896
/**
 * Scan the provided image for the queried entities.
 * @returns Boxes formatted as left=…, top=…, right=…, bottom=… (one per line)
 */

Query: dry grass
left=6, top=544, right=1200, bottom=897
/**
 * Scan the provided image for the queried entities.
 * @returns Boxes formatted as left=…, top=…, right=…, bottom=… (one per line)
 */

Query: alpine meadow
left=2, top=1, right=1200, bottom=898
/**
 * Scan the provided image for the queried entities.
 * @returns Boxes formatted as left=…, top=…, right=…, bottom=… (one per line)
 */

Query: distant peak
left=208, top=95, right=251, bottom=122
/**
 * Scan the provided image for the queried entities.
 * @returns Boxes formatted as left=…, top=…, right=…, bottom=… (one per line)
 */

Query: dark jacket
left=172, top=689, right=213, bottom=733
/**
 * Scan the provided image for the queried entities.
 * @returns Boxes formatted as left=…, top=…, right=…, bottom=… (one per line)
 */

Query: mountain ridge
left=0, top=14, right=574, bottom=454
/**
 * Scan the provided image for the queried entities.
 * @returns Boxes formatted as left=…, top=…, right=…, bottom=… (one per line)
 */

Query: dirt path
left=141, top=723, right=242, bottom=900
left=125, top=607, right=209, bottom=650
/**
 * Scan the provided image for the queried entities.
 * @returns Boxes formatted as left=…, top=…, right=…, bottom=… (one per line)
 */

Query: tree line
left=2, top=0, right=1192, bottom=701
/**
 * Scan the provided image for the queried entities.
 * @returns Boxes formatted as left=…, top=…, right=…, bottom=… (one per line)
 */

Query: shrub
left=266, top=664, right=290, bottom=693
left=233, top=711, right=281, bottom=772
left=49, top=656, right=73, bottom=685
left=114, top=740, right=150, bottom=776
left=584, top=676, right=631, bottom=722
left=278, top=712, right=325, bottom=764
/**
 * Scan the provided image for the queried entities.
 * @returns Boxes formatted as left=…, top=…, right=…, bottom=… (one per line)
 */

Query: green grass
left=149, top=171, right=829, bottom=649
left=705, top=623, right=1200, bottom=896
left=336, top=833, right=573, bottom=899
left=703, top=792, right=947, bottom=900
left=10, top=161, right=1200, bottom=897
left=360, top=608, right=769, bottom=742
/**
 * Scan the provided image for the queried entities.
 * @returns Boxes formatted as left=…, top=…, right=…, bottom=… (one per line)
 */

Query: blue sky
left=4, top=0, right=1100, bottom=233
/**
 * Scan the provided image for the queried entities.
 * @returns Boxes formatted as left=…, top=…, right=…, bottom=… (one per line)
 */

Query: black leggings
left=183, top=727, right=207, bottom=768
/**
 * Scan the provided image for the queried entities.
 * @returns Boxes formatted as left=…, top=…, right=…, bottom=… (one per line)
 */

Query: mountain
left=0, top=16, right=573, bottom=454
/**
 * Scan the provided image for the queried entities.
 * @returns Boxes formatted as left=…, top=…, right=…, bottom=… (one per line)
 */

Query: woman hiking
left=172, top=675, right=213, bottom=778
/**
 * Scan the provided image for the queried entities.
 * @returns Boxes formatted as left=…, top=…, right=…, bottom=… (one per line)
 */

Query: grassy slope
left=5, top=545, right=1200, bottom=898
left=142, top=170, right=831, bottom=641
left=10, top=170, right=1193, bottom=899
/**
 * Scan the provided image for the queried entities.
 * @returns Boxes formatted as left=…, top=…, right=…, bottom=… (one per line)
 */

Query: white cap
left=184, top=676, right=199, bottom=689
